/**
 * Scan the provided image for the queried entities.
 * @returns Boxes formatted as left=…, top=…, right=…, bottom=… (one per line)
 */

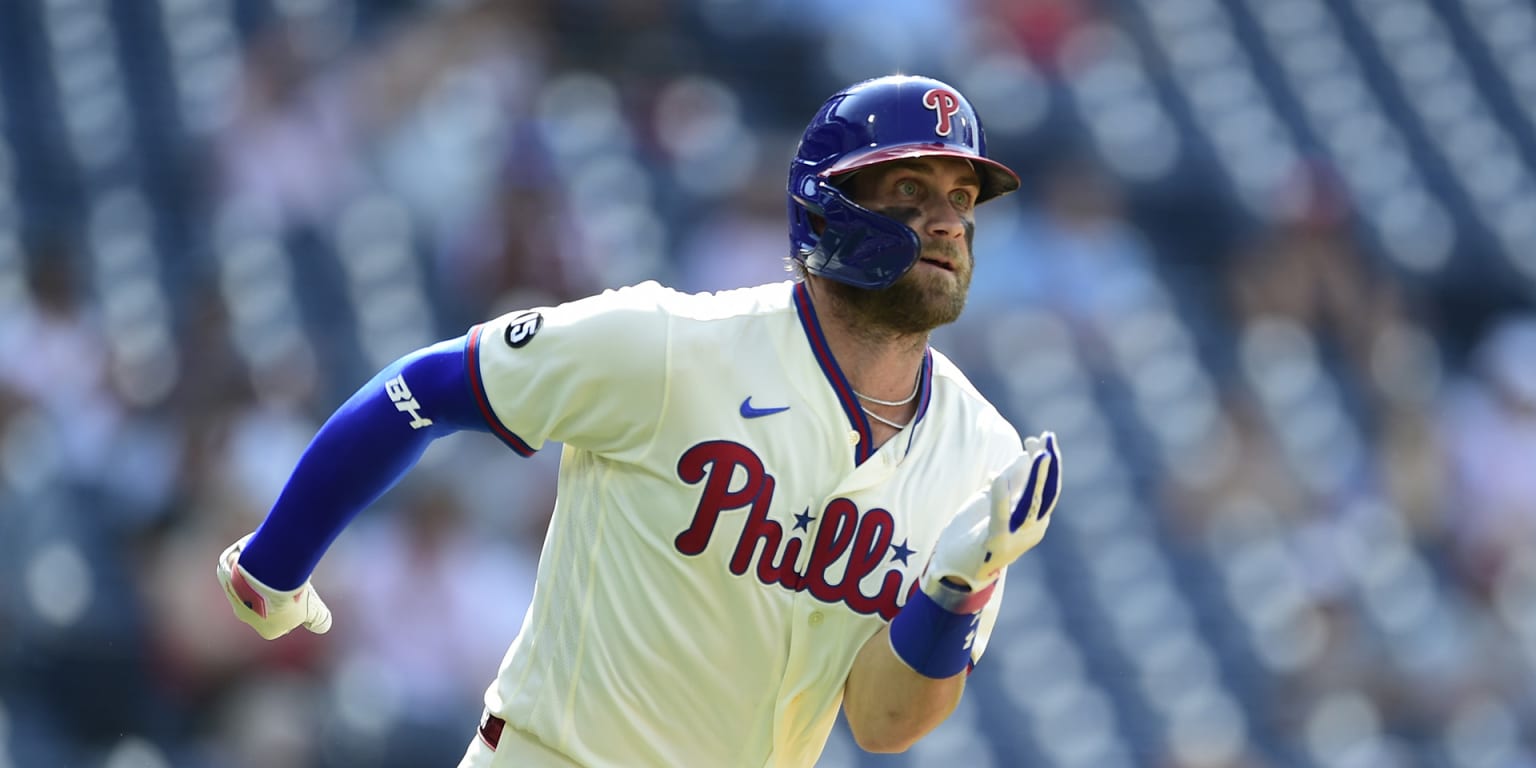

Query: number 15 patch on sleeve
left=504, top=312, right=543, bottom=348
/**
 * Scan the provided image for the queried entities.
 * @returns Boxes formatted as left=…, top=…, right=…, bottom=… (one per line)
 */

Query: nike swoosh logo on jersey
left=740, top=397, right=790, bottom=419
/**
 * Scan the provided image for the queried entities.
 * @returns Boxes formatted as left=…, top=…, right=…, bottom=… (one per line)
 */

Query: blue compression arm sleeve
left=236, top=336, right=491, bottom=590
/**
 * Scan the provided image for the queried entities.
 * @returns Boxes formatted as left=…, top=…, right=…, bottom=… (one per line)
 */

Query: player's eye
left=950, top=189, right=974, bottom=209
left=896, top=180, right=919, bottom=197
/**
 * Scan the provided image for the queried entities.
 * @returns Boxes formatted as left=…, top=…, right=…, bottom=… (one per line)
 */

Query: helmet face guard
left=788, top=75, right=1021, bottom=290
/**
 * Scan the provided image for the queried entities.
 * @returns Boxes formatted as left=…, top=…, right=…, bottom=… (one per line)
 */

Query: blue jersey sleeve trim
left=237, top=336, right=492, bottom=590
left=466, top=323, right=537, bottom=457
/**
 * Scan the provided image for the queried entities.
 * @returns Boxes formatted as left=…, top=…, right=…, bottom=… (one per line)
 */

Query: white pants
left=457, top=715, right=582, bottom=767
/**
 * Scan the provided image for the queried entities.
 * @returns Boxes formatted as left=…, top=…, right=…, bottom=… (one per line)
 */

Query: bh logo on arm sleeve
left=385, top=375, right=433, bottom=430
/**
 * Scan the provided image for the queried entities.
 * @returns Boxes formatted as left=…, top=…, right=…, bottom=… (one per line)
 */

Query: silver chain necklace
left=854, top=373, right=921, bottom=430
left=852, top=373, right=921, bottom=407
left=862, top=407, right=913, bottom=431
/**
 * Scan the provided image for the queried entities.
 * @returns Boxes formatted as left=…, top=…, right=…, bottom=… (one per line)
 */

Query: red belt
left=478, top=710, right=506, bottom=750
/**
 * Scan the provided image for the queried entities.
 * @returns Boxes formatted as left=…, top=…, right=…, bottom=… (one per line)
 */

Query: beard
left=824, top=242, right=974, bottom=337
left=823, top=215, right=975, bottom=338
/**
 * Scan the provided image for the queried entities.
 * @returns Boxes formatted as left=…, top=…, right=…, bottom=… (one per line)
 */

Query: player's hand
left=923, top=432, right=1061, bottom=594
left=216, top=534, right=333, bottom=640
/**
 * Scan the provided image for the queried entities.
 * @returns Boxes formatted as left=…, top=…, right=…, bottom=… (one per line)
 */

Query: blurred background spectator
left=3, top=0, right=1536, bottom=766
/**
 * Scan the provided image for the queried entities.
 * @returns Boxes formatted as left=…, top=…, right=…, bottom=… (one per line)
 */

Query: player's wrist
left=888, top=579, right=996, bottom=679
left=920, top=566, right=998, bottom=604
left=221, top=535, right=296, bottom=599
left=234, top=561, right=302, bottom=599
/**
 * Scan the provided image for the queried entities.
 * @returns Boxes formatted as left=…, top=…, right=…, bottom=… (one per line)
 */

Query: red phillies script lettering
left=674, top=440, right=764, bottom=556
left=674, top=441, right=907, bottom=620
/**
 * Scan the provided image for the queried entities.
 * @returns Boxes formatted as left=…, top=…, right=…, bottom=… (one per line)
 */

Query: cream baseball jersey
left=467, top=279, right=1024, bottom=767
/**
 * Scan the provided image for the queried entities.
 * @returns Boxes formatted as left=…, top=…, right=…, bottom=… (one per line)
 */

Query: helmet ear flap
left=798, top=180, right=921, bottom=290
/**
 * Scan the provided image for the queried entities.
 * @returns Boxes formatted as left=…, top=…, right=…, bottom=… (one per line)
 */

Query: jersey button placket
left=807, top=611, right=824, bottom=626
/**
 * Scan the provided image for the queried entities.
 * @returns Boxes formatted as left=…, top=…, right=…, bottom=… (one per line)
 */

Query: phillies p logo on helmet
left=922, top=88, right=961, bottom=137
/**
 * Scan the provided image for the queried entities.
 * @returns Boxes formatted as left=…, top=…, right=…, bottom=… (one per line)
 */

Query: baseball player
left=216, top=74, right=1062, bottom=767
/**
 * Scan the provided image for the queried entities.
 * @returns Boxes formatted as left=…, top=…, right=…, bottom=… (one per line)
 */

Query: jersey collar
left=791, top=282, right=934, bottom=465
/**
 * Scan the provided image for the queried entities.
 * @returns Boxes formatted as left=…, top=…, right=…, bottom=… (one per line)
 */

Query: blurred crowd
left=2, top=0, right=1536, bottom=766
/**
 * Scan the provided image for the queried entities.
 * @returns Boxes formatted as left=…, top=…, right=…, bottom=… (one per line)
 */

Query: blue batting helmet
left=787, top=75, right=1020, bottom=290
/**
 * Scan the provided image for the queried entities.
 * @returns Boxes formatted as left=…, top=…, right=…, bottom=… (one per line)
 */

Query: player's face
left=834, top=157, right=979, bottom=335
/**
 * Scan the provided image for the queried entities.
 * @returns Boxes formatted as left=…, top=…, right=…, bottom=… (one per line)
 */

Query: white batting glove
left=216, top=534, right=333, bottom=640
left=922, top=432, right=1061, bottom=595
